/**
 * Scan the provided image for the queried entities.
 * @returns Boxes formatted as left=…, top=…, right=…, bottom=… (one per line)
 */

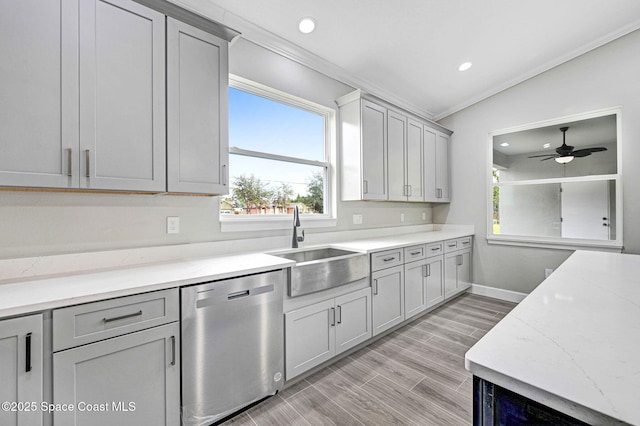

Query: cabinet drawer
left=444, top=239, right=459, bottom=253
left=371, top=248, right=403, bottom=271
left=404, top=245, right=426, bottom=262
left=426, top=242, right=443, bottom=257
left=53, top=288, right=179, bottom=352
left=458, top=236, right=472, bottom=249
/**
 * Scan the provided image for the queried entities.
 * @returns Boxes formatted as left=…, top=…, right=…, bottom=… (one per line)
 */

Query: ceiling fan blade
left=528, top=154, right=558, bottom=158
left=572, top=150, right=592, bottom=158
left=540, top=157, right=557, bottom=161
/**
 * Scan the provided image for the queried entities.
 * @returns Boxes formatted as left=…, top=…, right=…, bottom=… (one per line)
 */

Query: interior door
left=561, top=181, right=610, bottom=240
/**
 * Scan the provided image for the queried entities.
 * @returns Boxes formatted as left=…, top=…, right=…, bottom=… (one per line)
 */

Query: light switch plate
left=400, top=213, right=405, bottom=223
left=422, top=212, right=427, bottom=220
left=352, top=214, right=363, bottom=225
left=167, top=216, right=180, bottom=234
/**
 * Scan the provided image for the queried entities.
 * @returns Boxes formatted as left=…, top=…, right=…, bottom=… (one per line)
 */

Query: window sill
left=220, top=215, right=338, bottom=233
left=487, top=235, right=623, bottom=253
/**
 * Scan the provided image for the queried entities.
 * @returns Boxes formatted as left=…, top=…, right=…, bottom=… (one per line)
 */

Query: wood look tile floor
left=220, top=293, right=517, bottom=426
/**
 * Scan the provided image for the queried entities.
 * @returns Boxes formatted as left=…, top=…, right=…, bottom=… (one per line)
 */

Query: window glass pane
left=229, top=87, right=325, bottom=161
left=221, top=154, right=325, bottom=215
left=494, top=180, right=616, bottom=240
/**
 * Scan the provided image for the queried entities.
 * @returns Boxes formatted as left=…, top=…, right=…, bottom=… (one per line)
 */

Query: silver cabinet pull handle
left=457, top=255, right=463, bottom=266
left=427, top=263, right=431, bottom=277
left=337, top=305, right=342, bottom=324
left=422, top=264, right=427, bottom=277
left=410, top=251, right=421, bottom=256
left=67, top=148, right=73, bottom=177
left=330, top=307, right=336, bottom=326
left=222, top=164, right=227, bottom=185
left=103, top=310, right=142, bottom=323
left=363, top=180, right=368, bottom=194
left=25, top=332, right=32, bottom=373
left=383, top=257, right=396, bottom=262
left=373, top=279, right=378, bottom=295
left=85, top=149, right=90, bottom=178
left=170, top=336, right=176, bottom=366
left=431, top=247, right=440, bottom=251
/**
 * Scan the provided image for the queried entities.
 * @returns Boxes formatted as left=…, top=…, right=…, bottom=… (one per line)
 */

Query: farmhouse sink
left=270, top=247, right=369, bottom=297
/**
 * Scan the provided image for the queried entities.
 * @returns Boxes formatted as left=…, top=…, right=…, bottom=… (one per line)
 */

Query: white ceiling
left=171, top=0, right=640, bottom=120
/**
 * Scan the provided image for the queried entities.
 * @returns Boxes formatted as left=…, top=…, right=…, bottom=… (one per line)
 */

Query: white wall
left=436, top=28, right=640, bottom=293
left=0, top=38, right=434, bottom=260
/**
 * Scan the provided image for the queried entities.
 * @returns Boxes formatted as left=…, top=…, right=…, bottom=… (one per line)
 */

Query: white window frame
left=487, top=107, right=623, bottom=252
left=220, top=75, right=337, bottom=232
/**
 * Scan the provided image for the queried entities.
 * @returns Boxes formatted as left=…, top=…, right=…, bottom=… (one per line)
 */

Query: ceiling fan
left=528, top=126, right=607, bottom=164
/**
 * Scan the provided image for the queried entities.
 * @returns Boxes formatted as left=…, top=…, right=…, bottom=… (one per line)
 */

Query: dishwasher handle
left=196, top=283, right=275, bottom=309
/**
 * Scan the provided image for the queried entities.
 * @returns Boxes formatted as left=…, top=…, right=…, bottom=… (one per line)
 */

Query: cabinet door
left=0, top=0, right=79, bottom=188
left=53, top=322, right=180, bottom=426
left=423, top=127, right=438, bottom=201
left=0, top=314, right=43, bottom=426
left=387, top=110, right=407, bottom=201
left=285, top=299, right=335, bottom=380
left=444, top=251, right=459, bottom=298
left=167, top=18, right=229, bottom=194
left=436, top=133, right=450, bottom=201
left=457, top=249, right=472, bottom=291
left=404, top=260, right=427, bottom=320
left=372, top=265, right=404, bottom=336
left=79, top=0, right=166, bottom=191
left=406, top=119, right=424, bottom=202
left=335, top=288, right=372, bottom=355
left=361, top=100, right=388, bottom=200
left=426, top=256, right=444, bottom=308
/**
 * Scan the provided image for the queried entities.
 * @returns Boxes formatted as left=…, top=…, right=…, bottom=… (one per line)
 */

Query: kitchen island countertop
left=465, top=250, right=640, bottom=425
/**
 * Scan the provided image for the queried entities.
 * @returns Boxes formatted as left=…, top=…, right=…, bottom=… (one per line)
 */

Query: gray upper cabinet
left=424, top=127, right=451, bottom=202
left=337, top=90, right=451, bottom=203
left=0, top=0, right=78, bottom=189
left=0, top=314, right=43, bottom=426
left=167, top=18, right=229, bottom=194
left=79, top=0, right=166, bottom=191
left=1, top=0, right=231, bottom=194
left=339, top=94, right=388, bottom=200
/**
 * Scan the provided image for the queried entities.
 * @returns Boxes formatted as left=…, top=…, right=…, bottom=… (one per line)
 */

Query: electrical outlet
left=400, top=213, right=405, bottom=223
left=544, top=268, right=553, bottom=278
left=352, top=214, right=363, bottom=225
left=422, top=212, right=427, bottom=220
left=167, top=216, right=180, bottom=234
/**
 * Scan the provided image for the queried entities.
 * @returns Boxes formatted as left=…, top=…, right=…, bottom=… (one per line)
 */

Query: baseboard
left=468, top=283, right=527, bottom=303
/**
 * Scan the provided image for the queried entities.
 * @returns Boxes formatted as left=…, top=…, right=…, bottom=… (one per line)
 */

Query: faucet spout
left=292, top=206, right=304, bottom=248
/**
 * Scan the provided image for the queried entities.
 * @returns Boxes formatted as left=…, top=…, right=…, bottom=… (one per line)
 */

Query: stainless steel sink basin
left=270, top=247, right=369, bottom=297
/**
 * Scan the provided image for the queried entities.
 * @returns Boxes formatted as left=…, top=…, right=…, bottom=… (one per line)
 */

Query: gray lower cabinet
left=53, top=322, right=180, bottom=426
left=444, top=248, right=472, bottom=298
left=0, top=314, right=43, bottom=426
left=167, top=18, right=229, bottom=194
left=404, top=259, right=428, bottom=319
left=425, top=255, right=445, bottom=308
left=285, top=287, right=371, bottom=380
left=52, top=288, right=180, bottom=425
left=371, top=265, right=405, bottom=336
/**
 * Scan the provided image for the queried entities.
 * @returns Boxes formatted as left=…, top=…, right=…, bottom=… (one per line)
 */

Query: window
left=488, top=108, right=622, bottom=251
left=220, top=76, right=335, bottom=231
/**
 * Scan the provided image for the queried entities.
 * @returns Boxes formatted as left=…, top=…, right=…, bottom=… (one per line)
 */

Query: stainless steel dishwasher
left=181, top=270, right=285, bottom=426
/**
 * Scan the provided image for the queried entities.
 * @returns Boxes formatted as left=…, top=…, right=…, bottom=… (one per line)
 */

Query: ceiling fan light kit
left=528, top=126, right=607, bottom=163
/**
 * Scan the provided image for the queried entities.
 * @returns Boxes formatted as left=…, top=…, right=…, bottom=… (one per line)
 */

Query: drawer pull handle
left=373, top=279, right=378, bottom=295
left=337, top=305, right=342, bottom=324
left=448, top=244, right=456, bottom=248
left=103, top=310, right=142, bottom=323
left=85, top=149, right=91, bottom=178
left=430, top=247, right=440, bottom=251
left=67, top=148, right=73, bottom=177
left=410, top=251, right=421, bottom=256
left=330, top=307, right=336, bottom=327
left=26, top=333, right=32, bottom=373
left=170, top=336, right=176, bottom=366
left=383, top=257, right=396, bottom=262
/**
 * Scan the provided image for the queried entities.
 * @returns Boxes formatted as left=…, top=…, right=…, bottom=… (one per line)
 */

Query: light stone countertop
left=0, top=227, right=473, bottom=318
left=465, top=250, right=640, bottom=425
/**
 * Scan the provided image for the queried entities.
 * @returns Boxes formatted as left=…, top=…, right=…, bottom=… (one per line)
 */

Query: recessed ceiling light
left=458, top=62, right=472, bottom=71
left=298, top=17, right=316, bottom=34
left=543, top=143, right=551, bottom=148
left=500, top=142, right=509, bottom=147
